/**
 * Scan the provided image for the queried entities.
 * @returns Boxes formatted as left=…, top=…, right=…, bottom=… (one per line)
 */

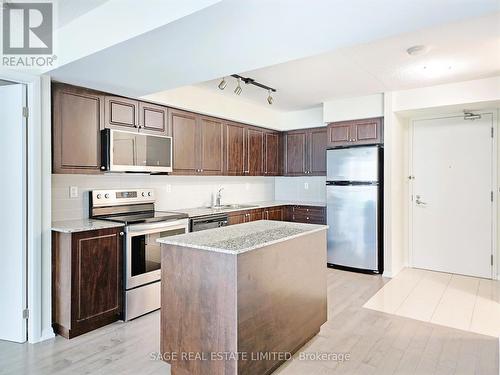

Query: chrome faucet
left=216, top=188, right=224, bottom=207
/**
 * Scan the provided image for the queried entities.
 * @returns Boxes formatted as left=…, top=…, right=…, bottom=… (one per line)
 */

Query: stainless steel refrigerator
left=326, top=146, right=383, bottom=273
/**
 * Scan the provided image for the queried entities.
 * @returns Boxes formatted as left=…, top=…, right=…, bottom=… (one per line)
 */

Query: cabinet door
left=264, top=132, right=280, bottom=176
left=139, top=102, right=168, bottom=135
left=104, top=96, right=139, bottom=130
left=264, top=207, right=283, bottom=221
left=52, top=84, right=103, bottom=174
left=246, top=128, right=264, bottom=175
left=351, top=117, right=382, bottom=145
left=225, top=122, right=245, bottom=175
left=249, top=209, right=263, bottom=221
left=171, top=109, right=199, bottom=174
left=228, top=212, right=247, bottom=225
left=199, top=116, right=224, bottom=175
left=327, top=122, right=351, bottom=148
left=71, top=228, right=122, bottom=331
left=308, top=128, right=327, bottom=175
left=285, top=132, right=307, bottom=175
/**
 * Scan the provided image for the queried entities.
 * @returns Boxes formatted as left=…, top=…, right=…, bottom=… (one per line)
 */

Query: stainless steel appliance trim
left=125, top=218, right=189, bottom=289
left=91, top=189, right=155, bottom=207
left=107, top=129, right=173, bottom=173
left=125, top=281, right=161, bottom=321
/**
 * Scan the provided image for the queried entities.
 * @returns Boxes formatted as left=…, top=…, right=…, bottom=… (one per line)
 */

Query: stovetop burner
left=99, top=211, right=188, bottom=225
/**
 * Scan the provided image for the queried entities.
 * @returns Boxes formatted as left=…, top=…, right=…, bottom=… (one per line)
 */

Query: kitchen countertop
left=52, top=219, right=124, bottom=233
left=169, top=200, right=326, bottom=218
left=157, top=219, right=327, bottom=254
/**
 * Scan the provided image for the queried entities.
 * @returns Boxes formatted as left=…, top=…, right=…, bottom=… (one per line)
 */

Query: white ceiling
left=54, top=0, right=111, bottom=28
left=198, top=13, right=500, bottom=110
left=48, top=0, right=500, bottom=98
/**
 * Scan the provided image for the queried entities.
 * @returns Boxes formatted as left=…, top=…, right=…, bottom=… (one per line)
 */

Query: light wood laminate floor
left=1, top=269, right=498, bottom=375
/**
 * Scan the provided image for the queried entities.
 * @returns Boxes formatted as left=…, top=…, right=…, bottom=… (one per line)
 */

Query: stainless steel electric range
left=90, top=189, right=189, bottom=321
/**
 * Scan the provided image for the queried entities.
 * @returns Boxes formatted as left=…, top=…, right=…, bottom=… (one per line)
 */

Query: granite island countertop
left=168, top=200, right=326, bottom=218
left=157, top=220, right=327, bottom=254
left=52, top=219, right=124, bottom=233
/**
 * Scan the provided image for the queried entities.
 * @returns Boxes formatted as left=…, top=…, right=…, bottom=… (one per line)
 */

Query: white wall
left=52, top=174, right=275, bottom=221
left=278, top=106, right=324, bottom=130
left=143, top=85, right=283, bottom=129
left=274, top=176, right=326, bottom=203
left=323, top=93, right=384, bottom=122
left=386, top=76, right=500, bottom=278
left=393, top=76, right=500, bottom=113
left=143, top=86, right=325, bottom=131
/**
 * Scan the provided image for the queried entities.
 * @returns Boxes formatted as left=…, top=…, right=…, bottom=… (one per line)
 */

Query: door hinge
left=22, top=309, right=29, bottom=319
left=491, top=255, right=494, bottom=266
left=22, top=107, right=29, bottom=118
left=491, top=191, right=494, bottom=202
left=492, top=127, right=494, bottom=138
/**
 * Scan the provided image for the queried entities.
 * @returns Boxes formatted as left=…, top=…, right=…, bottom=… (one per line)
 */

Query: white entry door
left=411, top=113, right=494, bottom=279
left=0, top=83, right=27, bottom=342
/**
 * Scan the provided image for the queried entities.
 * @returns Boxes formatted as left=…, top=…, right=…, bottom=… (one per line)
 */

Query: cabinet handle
left=200, top=169, right=204, bottom=172
left=119, top=232, right=124, bottom=236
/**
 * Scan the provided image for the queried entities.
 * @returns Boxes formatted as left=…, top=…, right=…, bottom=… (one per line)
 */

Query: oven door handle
left=125, top=219, right=189, bottom=234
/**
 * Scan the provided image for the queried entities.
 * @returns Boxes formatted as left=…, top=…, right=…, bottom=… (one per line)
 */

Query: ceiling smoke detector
left=406, top=45, right=427, bottom=56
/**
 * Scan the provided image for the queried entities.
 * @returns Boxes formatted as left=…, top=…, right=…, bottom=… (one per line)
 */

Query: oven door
left=125, top=219, right=188, bottom=289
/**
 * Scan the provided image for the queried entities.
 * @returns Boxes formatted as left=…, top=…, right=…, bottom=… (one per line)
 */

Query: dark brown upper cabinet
left=170, top=109, right=199, bottom=174
left=199, top=116, right=224, bottom=175
left=284, top=131, right=307, bottom=175
left=170, top=109, right=224, bottom=175
left=52, top=83, right=104, bottom=174
left=104, top=96, right=139, bottom=131
left=327, top=117, right=383, bottom=148
left=264, top=131, right=280, bottom=176
left=308, top=128, right=327, bottom=175
left=139, top=102, right=168, bottom=135
left=284, top=127, right=327, bottom=176
left=224, top=122, right=246, bottom=176
left=245, top=128, right=264, bottom=175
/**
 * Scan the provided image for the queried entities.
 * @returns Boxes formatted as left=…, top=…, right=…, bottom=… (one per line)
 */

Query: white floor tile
left=430, top=275, right=479, bottom=331
left=363, top=268, right=426, bottom=313
left=364, top=268, right=500, bottom=338
left=395, top=271, right=451, bottom=321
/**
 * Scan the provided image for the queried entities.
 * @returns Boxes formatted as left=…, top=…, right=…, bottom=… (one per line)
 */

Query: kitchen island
left=158, top=220, right=328, bottom=375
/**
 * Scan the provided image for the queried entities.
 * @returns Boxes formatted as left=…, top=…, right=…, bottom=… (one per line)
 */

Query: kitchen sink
left=211, top=204, right=258, bottom=210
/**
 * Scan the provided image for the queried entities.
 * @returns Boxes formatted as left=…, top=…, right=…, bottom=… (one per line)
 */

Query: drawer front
left=290, top=206, right=326, bottom=224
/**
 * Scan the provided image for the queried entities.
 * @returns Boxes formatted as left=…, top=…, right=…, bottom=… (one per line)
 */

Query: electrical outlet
left=69, top=186, right=78, bottom=198
left=245, top=183, right=250, bottom=191
left=304, top=182, right=309, bottom=190
left=166, top=184, right=172, bottom=193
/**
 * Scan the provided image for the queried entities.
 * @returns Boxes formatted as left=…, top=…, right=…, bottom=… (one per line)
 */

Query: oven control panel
left=91, top=189, right=155, bottom=207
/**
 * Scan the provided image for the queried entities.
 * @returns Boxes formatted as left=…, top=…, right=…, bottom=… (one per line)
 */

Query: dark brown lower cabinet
left=52, top=227, right=124, bottom=339
left=263, top=206, right=284, bottom=221
left=226, top=205, right=325, bottom=226
left=286, top=205, right=326, bottom=225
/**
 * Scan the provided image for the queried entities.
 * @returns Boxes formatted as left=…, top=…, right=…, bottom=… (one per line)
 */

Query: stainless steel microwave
left=101, top=129, right=173, bottom=173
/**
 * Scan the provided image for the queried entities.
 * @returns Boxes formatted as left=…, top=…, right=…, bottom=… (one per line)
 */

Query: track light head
left=267, top=90, right=273, bottom=105
left=234, top=78, right=242, bottom=95
left=218, top=77, right=227, bottom=90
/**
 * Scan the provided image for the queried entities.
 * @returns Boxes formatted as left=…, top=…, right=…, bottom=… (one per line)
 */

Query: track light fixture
left=218, top=77, right=227, bottom=90
left=267, top=89, right=273, bottom=105
left=234, top=78, right=242, bottom=95
left=216, top=74, right=276, bottom=104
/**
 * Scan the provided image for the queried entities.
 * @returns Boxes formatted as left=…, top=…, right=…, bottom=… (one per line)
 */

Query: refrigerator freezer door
left=326, top=146, right=379, bottom=182
left=327, top=185, right=378, bottom=270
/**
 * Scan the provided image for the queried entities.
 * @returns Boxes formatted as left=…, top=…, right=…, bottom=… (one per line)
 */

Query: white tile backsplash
left=274, top=176, right=326, bottom=203
left=52, top=174, right=326, bottom=221
left=52, top=174, right=275, bottom=221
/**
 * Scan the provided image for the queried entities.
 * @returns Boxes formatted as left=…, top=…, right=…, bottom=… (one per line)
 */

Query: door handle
left=415, top=195, right=427, bottom=206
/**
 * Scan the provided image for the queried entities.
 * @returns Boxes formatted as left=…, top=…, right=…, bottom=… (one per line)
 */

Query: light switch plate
left=166, top=184, right=172, bottom=193
left=69, top=186, right=78, bottom=198
left=304, top=182, right=309, bottom=190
